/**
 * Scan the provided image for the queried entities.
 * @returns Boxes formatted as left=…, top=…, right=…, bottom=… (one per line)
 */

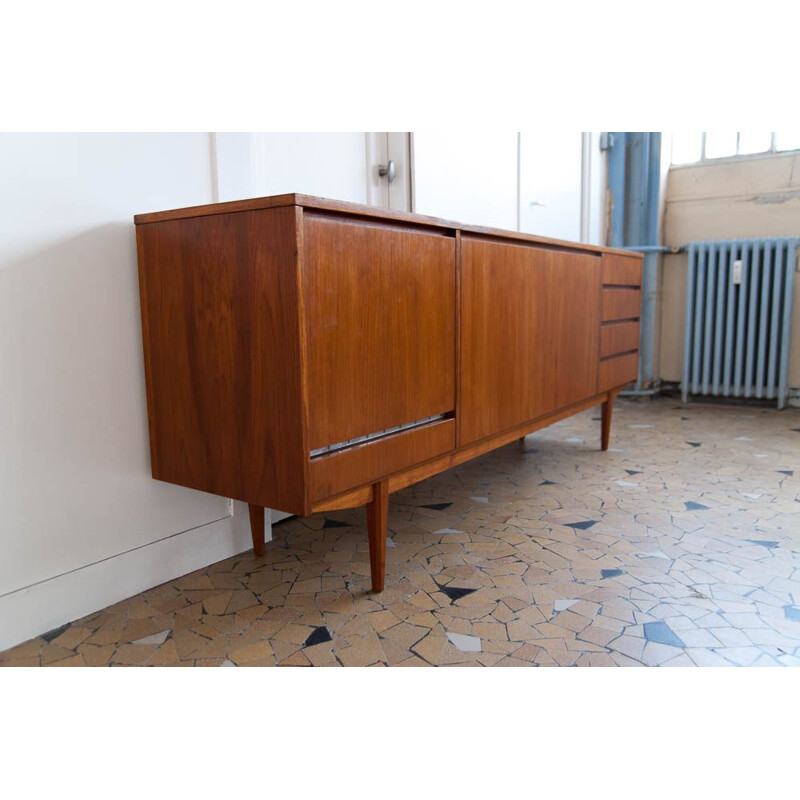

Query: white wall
left=214, top=132, right=380, bottom=204
left=0, top=134, right=258, bottom=650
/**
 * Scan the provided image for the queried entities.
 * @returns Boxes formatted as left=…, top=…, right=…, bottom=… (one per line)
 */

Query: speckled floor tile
left=3, top=396, right=800, bottom=667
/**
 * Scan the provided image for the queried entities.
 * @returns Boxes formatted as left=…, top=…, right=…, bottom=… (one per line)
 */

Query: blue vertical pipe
left=624, top=133, right=648, bottom=248
left=606, top=133, right=627, bottom=249
left=606, top=132, right=660, bottom=391
left=625, top=133, right=647, bottom=390
left=621, top=132, right=660, bottom=390
left=640, top=133, right=661, bottom=390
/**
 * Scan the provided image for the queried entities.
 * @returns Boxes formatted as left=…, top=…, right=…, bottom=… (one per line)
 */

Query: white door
left=411, top=131, right=601, bottom=244
left=411, top=132, right=519, bottom=229
left=519, top=131, right=584, bottom=242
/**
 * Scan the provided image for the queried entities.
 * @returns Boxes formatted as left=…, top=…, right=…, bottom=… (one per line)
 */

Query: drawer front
left=600, top=321, right=639, bottom=358
left=602, top=288, right=641, bottom=321
left=303, top=213, right=457, bottom=451
left=310, top=418, right=456, bottom=501
left=598, top=352, right=638, bottom=392
left=602, top=253, right=642, bottom=287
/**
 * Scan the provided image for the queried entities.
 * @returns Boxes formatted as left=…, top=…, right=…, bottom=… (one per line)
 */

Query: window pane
left=671, top=132, right=702, bottom=164
left=705, top=132, right=737, bottom=159
left=775, top=132, right=800, bottom=152
left=738, top=132, right=771, bottom=155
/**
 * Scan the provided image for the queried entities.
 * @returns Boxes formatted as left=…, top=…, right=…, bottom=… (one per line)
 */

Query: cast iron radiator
left=682, top=237, right=798, bottom=408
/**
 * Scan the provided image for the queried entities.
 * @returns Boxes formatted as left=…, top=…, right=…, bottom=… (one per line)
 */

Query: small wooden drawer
left=310, top=418, right=456, bottom=501
left=602, top=288, right=640, bottom=322
left=602, top=254, right=642, bottom=287
left=598, top=352, right=638, bottom=392
left=601, top=321, right=639, bottom=358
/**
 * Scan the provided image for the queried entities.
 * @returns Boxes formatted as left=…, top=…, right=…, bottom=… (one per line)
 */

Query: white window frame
left=671, top=132, right=800, bottom=166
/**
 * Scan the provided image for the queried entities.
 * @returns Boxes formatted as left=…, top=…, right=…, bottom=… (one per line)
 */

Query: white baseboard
left=0, top=501, right=271, bottom=653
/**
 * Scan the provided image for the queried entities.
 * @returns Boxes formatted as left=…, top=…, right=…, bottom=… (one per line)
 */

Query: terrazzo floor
left=3, top=396, right=800, bottom=667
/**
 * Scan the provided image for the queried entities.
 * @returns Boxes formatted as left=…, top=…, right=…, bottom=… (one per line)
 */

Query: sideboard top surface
left=134, top=193, right=641, bottom=259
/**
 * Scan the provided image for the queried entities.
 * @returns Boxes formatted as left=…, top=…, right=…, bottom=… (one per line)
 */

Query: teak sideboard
left=135, top=194, right=643, bottom=592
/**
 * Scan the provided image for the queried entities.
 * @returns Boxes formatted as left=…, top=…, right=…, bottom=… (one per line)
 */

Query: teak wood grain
left=136, top=207, right=309, bottom=515
left=134, top=194, right=643, bottom=594
left=248, top=505, right=266, bottom=556
left=602, top=288, right=642, bottom=322
left=459, top=237, right=601, bottom=445
left=601, top=391, right=618, bottom=451
left=600, top=321, right=640, bottom=358
left=602, top=253, right=643, bottom=287
left=135, top=193, right=640, bottom=258
left=310, top=418, right=455, bottom=500
left=302, top=213, right=456, bottom=450
left=598, top=352, right=639, bottom=393
left=310, top=389, right=617, bottom=515
left=367, top=480, right=389, bottom=592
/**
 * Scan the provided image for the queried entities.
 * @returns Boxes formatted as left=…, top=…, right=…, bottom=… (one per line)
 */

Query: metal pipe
left=641, top=133, right=662, bottom=391
left=625, top=133, right=647, bottom=390
left=621, top=245, right=683, bottom=254
left=625, top=133, right=662, bottom=391
left=619, top=388, right=662, bottom=397
left=606, top=133, right=626, bottom=249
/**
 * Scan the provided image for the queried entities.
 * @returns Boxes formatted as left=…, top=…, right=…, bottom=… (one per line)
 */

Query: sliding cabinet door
left=303, top=213, right=456, bottom=453
left=460, top=237, right=601, bottom=445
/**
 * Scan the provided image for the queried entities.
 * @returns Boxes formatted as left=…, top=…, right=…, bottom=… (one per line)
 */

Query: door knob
left=378, top=160, right=396, bottom=183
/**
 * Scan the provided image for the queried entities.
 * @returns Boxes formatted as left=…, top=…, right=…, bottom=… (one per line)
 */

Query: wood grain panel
left=602, top=253, right=642, bottom=286
left=136, top=193, right=643, bottom=259
left=600, top=321, right=640, bottom=357
left=598, top=353, right=639, bottom=392
left=460, top=237, right=601, bottom=445
left=303, top=213, right=456, bottom=450
left=312, top=485, right=374, bottom=513
left=312, top=390, right=616, bottom=513
left=310, top=419, right=455, bottom=500
left=602, top=288, right=641, bottom=321
left=136, top=207, right=309, bottom=515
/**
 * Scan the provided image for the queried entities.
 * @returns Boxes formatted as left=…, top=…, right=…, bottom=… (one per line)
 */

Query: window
left=670, top=133, right=800, bottom=165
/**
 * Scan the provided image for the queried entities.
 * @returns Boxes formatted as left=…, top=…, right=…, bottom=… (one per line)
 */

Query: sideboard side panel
left=136, top=207, right=308, bottom=514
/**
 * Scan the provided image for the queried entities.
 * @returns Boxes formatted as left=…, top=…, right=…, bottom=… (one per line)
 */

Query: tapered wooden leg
left=366, top=480, right=389, bottom=593
left=248, top=504, right=266, bottom=556
left=601, top=391, right=616, bottom=451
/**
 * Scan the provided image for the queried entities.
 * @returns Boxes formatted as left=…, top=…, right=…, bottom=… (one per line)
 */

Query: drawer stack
left=598, top=254, right=642, bottom=392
